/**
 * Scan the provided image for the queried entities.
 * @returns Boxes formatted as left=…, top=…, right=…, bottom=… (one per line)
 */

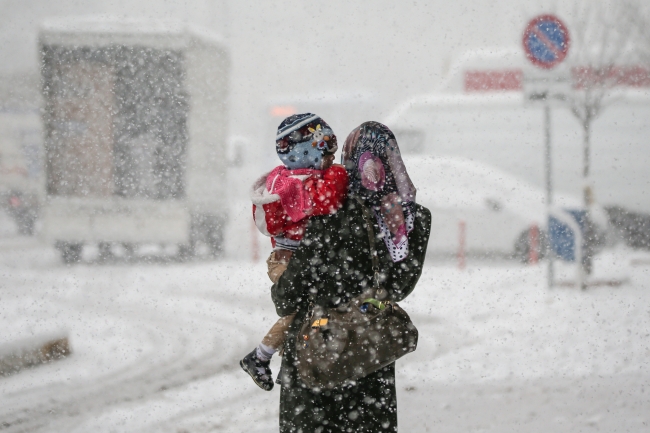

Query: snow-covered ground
left=1, top=210, right=649, bottom=432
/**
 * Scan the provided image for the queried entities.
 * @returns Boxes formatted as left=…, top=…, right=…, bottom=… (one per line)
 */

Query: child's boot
left=240, top=349, right=274, bottom=391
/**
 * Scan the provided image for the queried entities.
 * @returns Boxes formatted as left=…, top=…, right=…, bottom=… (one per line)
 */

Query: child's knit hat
left=276, top=113, right=338, bottom=156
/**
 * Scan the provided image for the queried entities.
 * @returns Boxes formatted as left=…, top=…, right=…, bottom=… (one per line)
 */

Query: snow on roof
left=403, top=155, right=582, bottom=224
left=439, top=47, right=527, bottom=93
left=39, top=16, right=225, bottom=48
left=384, top=92, right=524, bottom=125
left=385, top=45, right=650, bottom=125
left=41, top=16, right=184, bottom=35
left=384, top=87, right=650, bottom=126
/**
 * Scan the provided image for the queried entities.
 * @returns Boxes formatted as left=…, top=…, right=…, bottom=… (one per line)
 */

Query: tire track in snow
left=0, top=264, right=270, bottom=432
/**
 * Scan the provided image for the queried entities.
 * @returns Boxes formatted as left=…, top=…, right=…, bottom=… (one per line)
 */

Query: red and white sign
left=464, top=69, right=523, bottom=92
left=463, top=66, right=650, bottom=93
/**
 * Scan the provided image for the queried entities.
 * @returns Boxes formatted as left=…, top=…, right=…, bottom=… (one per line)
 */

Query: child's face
left=278, top=141, right=324, bottom=170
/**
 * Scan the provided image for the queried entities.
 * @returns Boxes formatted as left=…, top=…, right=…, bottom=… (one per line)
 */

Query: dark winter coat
left=271, top=195, right=431, bottom=433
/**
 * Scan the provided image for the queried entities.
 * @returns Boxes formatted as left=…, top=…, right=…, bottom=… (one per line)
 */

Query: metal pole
left=458, top=220, right=466, bottom=271
left=544, top=104, right=554, bottom=289
left=528, top=225, right=539, bottom=265
left=581, top=120, right=593, bottom=286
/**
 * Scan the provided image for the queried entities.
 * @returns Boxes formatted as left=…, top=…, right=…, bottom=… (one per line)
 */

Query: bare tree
left=562, top=0, right=647, bottom=279
left=566, top=1, right=641, bottom=205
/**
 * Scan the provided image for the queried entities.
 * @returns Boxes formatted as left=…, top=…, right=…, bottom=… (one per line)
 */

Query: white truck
left=39, top=19, right=229, bottom=262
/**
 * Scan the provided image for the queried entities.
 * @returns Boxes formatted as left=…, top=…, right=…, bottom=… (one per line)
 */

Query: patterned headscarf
left=342, top=122, right=416, bottom=258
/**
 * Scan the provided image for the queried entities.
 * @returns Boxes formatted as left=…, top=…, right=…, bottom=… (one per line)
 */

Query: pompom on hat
left=276, top=113, right=338, bottom=155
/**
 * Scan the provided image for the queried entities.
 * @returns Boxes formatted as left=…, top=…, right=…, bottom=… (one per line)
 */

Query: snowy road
left=1, top=230, right=649, bottom=432
left=0, top=235, right=275, bottom=432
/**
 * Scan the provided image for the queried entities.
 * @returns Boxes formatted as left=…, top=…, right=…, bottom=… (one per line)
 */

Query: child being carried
left=240, top=113, right=349, bottom=391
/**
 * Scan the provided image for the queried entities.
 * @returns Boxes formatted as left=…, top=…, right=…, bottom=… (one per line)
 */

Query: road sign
left=523, top=70, right=571, bottom=106
left=522, top=16, right=571, bottom=289
left=523, top=15, right=570, bottom=69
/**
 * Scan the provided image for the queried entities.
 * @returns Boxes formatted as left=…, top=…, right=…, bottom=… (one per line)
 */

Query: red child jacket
left=250, top=164, right=349, bottom=242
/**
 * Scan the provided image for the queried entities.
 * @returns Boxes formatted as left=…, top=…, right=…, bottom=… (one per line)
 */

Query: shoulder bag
left=295, top=197, right=419, bottom=389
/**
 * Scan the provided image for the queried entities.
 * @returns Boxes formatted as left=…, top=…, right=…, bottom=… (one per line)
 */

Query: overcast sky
left=0, top=0, right=631, bottom=137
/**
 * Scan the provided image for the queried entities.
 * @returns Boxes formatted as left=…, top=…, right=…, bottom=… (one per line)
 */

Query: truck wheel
left=177, top=241, right=196, bottom=261
left=206, top=225, right=224, bottom=258
left=56, top=242, right=82, bottom=264
left=98, top=242, right=113, bottom=262
left=122, top=243, right=135, bottom=262
left=17, top=214, right=36, bottom=236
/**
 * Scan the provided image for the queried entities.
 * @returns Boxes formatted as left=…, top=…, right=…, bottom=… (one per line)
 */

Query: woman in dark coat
left=271, top=121, right=431, bottom=432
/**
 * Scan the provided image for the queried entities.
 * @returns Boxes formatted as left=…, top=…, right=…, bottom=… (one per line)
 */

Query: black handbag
left=295, top=197, right=419, bottom=389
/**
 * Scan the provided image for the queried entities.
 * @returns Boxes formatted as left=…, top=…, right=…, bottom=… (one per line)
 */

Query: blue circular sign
left=523, top=15, right=570, bottom=69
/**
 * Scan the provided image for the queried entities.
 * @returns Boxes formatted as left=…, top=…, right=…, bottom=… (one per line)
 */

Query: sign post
left=522, top=14, right=570, bottom=289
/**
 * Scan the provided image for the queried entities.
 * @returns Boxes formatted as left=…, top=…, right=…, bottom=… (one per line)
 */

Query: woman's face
left=358, top=151, right=386, bottom=191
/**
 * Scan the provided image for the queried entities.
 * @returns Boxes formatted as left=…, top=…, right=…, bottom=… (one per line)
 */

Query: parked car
left=402, top=155, right=606, bottom=260
left=0, top=111, right=43, bottom=236
left=3, top=191, right=38, bottom=235
left=605, top=206, right=650, bottom=251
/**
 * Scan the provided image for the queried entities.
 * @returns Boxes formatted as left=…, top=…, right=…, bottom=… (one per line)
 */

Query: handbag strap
left=354, top=196, right=383, bottom=294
